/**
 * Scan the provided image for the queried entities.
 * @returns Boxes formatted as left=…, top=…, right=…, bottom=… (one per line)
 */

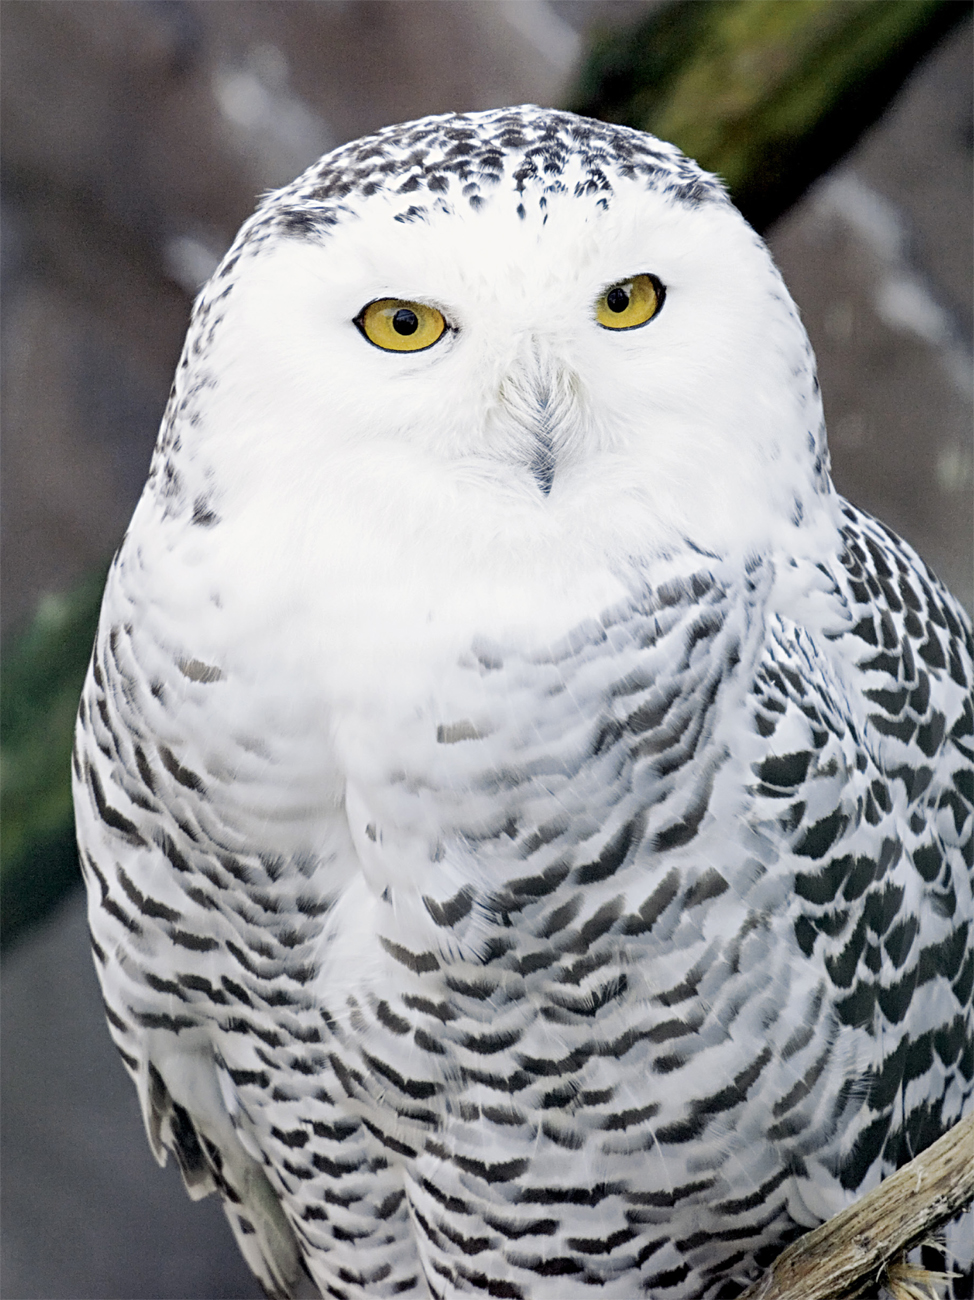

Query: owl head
left=151, top=107, right=832, bottom=595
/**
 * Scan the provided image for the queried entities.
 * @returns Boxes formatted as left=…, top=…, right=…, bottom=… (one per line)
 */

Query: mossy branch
left=571, top=0, right=969, bottom=231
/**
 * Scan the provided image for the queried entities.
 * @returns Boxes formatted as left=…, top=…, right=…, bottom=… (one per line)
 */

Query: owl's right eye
left=356, top=299, right=447, bottom=352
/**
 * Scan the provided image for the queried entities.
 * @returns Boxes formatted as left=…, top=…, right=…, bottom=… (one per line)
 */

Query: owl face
left=167, top=109, right=831, bottom=587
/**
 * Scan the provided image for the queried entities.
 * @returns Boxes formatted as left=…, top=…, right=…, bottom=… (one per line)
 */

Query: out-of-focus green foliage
left=571, top=0, right=967, bottom=231
left=1, top=570, right=106, bottom=947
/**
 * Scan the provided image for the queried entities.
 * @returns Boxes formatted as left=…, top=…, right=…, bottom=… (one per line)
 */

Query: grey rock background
left=1, top=3, right=970, bottom=1298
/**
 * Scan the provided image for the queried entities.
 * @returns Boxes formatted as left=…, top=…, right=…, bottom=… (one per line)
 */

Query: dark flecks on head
left=279, top=211, right=319, bottom=236
left=249, top=107, right=726, bottom=247
left=191, top=496, right=219, bottom=528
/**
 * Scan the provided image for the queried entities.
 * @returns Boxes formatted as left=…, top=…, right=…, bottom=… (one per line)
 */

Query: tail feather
left=140, top=1052, right=307, bottom=1298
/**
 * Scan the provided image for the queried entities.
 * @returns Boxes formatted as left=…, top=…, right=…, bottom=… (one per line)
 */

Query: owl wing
left=72, top=575, right=309, bottom=1300
left=741, top=503, right=973, bottom=1259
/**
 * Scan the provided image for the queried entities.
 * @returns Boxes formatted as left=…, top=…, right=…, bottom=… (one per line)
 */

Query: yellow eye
left=357, top=298, right=447, bottom=352
left=595, top=274, right=664, bottom=330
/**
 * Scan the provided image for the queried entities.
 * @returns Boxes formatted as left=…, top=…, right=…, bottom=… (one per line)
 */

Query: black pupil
left=607, top=286, right=630, bottom=314
left=392, top=308, right=419, bottom=335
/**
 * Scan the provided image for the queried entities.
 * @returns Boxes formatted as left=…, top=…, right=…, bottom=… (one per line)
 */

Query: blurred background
left=1, top=2, right=971, bottom=1297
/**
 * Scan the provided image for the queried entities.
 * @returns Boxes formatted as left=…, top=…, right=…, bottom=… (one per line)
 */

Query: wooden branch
left=570, top=0, right=969, bottom=232
left=739, top=1112, right=974, bottom=1300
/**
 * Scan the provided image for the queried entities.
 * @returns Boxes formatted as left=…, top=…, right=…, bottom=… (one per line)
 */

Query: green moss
left=1, top=569, right=107, bottom=946
left=572, top=0, right=965, bottom=230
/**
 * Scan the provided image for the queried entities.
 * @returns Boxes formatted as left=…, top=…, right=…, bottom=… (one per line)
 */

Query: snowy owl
left=73, top=107, right=973, bottom=1299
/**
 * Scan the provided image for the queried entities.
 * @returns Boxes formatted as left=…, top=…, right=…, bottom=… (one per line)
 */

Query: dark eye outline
left=595, top=273, right=666, bottom=331
left=354, top=298, right=453, bottom=353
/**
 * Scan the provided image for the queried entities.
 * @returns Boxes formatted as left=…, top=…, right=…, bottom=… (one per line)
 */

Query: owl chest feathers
left=93, top=527, right=789, bottom=1001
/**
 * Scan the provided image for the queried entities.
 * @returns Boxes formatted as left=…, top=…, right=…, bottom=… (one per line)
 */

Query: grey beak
left=529, top=417, right=555, bottom=496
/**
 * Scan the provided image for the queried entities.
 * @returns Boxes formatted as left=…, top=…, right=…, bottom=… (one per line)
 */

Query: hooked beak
left=529, top=403, right=556, bottom=497
left=494, top=342, right=580, bottom=498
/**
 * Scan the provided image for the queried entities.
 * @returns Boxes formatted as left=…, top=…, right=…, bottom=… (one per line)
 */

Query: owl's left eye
left=595, top=274, right=665, bottom=330
left=356, top=299, right=447, bottom=352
